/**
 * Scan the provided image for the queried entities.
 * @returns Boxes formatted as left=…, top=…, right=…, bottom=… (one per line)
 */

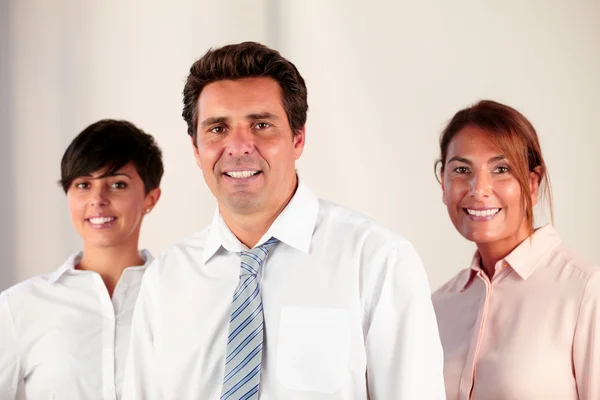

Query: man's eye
left=256, top=122, right=270, bottom=129
left=210, top=126, right=225, bottom=134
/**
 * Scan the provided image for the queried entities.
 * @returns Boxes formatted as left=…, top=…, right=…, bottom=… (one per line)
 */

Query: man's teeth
left=467, top=208, right=500, bottom=217
left=89, top=217, right=116, bottom=224
left=226, top=171, right=259, bottom=179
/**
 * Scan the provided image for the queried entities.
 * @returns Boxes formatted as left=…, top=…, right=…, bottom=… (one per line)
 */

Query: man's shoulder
left=316, top=198, right=412, bottom=250
left=147, top=227, right=211, bottom=271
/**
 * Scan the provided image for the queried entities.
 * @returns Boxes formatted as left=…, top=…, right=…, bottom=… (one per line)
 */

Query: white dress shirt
left=123, top=183, right=445, bottom=399
left=0, top=250, right=152, bottom=400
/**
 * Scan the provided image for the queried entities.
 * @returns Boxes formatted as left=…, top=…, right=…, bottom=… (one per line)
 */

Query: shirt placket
left=112, top=275, right=130, bottom=399
left=458, top=264, right=511, bottom=399
left=94, top=275, right=117, bottom=400
left=458, top=271, right=492, bottom=399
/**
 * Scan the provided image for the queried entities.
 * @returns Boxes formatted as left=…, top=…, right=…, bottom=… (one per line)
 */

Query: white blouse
left=0, top=250, right=152, bottom=399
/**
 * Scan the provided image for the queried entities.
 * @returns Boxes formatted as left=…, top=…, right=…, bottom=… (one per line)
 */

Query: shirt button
left=503, top=262, right=509, bottom=268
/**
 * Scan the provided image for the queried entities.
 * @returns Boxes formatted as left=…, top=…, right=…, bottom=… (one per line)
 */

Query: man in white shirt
left=123, top=41, right=445, bottom=399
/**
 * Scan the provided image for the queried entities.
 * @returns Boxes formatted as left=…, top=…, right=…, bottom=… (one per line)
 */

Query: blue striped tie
left=220, top=237, right=278, bottom=400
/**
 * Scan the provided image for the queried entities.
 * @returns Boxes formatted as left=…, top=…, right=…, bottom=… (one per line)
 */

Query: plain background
left=1, top=0, right=599, bottom=292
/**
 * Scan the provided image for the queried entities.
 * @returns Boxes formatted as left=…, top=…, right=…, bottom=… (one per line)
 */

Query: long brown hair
left=436, top=100, right=553, bottom=232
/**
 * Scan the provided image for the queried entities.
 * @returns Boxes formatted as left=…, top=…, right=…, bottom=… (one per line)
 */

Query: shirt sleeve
left=364, top=241, right=446, bottom=399
left=0, top=291, right=21, bottom=399
left=122, top=263, right=159, bottom=400
left=573, top=270, right=600, bottom=400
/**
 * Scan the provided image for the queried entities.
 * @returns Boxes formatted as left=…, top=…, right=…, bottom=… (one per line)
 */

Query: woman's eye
left=454, top=166, right=469, bottom=174
left=111, top=181, right=127, bottom=189
left=495, top=166, right=510, bottom=173
left=74, top=182, right=89, bottom=189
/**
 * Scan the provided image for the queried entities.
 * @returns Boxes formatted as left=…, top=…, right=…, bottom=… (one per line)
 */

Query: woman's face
left=67, top=162, right=160, bottom=250
left=441, top=126, right=538, bottom=247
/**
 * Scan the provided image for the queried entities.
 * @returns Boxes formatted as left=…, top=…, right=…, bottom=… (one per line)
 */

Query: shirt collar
left=47, top=252, right=81, bottom=285
left=456, top=253, right=481, bottom=291
left=504, top=224, right=561, bottom=279
left=48, top=249, right=153, bottom=285
left=201, top=180, right=319, bottom=264
left=459, top=224, right=561, bottom=290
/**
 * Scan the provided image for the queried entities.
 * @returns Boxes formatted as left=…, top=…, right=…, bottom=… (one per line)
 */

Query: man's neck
left=221, top=180, right=298, bottom=248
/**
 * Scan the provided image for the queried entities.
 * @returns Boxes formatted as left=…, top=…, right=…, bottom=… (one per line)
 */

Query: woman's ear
left=440, top=172, right=447, bottom=206
left=143, top=187, right=162, bottom=213
left=530, top=167, right=542, bottom=206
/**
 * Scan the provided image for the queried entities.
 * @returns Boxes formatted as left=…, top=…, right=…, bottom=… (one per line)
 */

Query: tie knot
left=239, top=237, right=278, bottom=277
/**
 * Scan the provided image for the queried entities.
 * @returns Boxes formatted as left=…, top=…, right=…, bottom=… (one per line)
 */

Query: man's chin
left=221, top=193, right=262, bottom=214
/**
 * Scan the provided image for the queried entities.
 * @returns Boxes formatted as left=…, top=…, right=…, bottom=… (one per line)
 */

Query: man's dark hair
left=182, top=41, right=308, bottom=142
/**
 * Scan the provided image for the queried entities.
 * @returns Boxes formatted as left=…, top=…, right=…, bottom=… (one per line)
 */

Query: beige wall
left=2, top=0, right=599, bottom=291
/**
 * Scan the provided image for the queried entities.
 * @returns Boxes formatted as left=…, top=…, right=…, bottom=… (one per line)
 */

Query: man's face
left=193, top=77, right=305, bottom=217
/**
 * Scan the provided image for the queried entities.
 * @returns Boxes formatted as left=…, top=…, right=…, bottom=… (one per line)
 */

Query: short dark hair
left=59, top=119, right=164, bottom=194
left=182, top=41, right=308, bottom=142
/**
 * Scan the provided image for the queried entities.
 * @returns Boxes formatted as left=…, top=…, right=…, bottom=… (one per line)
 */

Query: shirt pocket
left=276, top=307, right=352, bottom=394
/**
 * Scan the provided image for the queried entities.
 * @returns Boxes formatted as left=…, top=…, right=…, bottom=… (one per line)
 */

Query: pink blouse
left=433, top=225, right=600, bottom=400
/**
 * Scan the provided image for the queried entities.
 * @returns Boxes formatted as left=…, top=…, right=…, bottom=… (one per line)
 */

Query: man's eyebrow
left=200, top=116, right=229, bottom=127
left=246, top=112, right=279, bottom=121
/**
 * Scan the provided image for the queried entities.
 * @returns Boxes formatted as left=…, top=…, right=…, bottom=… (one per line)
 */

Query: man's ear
left=293, top=126, right=306, bottom=160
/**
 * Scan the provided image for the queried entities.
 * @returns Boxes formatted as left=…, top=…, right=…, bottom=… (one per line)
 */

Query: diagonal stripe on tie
left=230, top=285, right=260, bottom=322
left=226, top=324, right=264, bottom=364
left=228, top=303, right=263, bottom=344
left=220, top=237, right=278, bottom=400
